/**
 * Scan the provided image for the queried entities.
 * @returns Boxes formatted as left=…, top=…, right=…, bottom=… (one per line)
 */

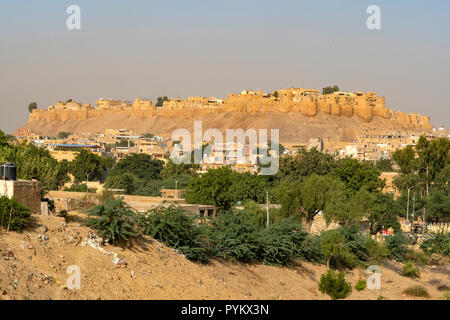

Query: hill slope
left=0, top=213, right=448, bottom=300
left=20, top=111, right=430, bottom=143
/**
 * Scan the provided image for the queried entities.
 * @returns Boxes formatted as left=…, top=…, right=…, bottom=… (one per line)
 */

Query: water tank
left=0, top=163, right=17, bottom=181
left=0, top=163, right=6, bottom=179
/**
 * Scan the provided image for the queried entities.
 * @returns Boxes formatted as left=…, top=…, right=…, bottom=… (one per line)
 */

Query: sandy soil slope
left=0, top=213, right=448, bottom=300
left=20, top=112, right=427, bottom=143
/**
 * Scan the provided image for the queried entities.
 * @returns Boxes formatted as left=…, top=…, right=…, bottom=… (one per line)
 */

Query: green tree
left=139, top=205, right=209, bottom=263
left=277, top=147, right=338, bottom=182
left=86, top=198, right=139, bottom=245
left=322, top=85, right=340, bottom=95
left=365, top=190, right=401, bottom=233
left=185, top=167, right=236, bottom=209
left=161, top=159, right=198, bottom=179
left=392, top=146, right=416, bottom=175
left=425, top=190, right=450, bottom=222
left=376, top=158, right=394, bottom=172
left=70, top=149, right=105, bottom=183
left=318, top=269, right=352, bottom=300
left=334, top=158, right=383, bottom=193
left=273, top=174, right=347, bottom=231
left=105, top=173, right=137, bottom=194
left=141, top=133, right=154, bottom=139
left=209, top=210, right=261, bottom=262
left=57, top=132, right=71, bottom=139
left=0, top=196, right=31, bottom=231
left=108, top=153, right=164, bottom=181
left=0, top=129, right=7, bottom=146
left=155, top=96, right=169, bottom=107
left=320, top=229, right=357, bottom=269
left=114, top=140, right=135, bottom=148
left=28, top=102, right=38, bottom=113
left=0, top=143, right=69, bottom=194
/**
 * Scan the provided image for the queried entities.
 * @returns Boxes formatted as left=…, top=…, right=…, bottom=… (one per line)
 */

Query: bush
left=355, top=279, right=367, bottom=291
left=385, top=233, right=409, bottom=262
left=210, top=211, right=261, bottom=263
left=257, top=232, right=295, bottom=266
left=0, top=196, right=31, bottom=231
left=262, top=216, right=307, bottom=263
left=86, top=198, right=139, bottom=245
left=402, top=285, right=430, bottom=298
left=320, top=229, right=357, bottom=269
left=139, top=205, right=209, bottom=263
left=441, top=291, right=450, bottom=300
left=298, top=235, right=325, bottom=263
left=210, top=212, right=309, bottom=266
left=420, top=232, right=450, bottom=257
left=402, top=261, right=421, bottom=278
left=318, top=270, right=352, bottom=300
left=365, top=237, right=389, bottom=264
left=63, top=184, right=91, bottom=193
left=405, top=249, right=428, bottom=266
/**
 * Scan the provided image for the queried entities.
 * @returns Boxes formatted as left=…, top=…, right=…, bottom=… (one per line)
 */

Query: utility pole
left=86, top=172, right=92, bottom=193
left=406, top=187, right=411, bottom=224
left=411, top=191, right=416, bottom=235
left=406, top=186, right=415, bottom=225
left=266, top=190, right=270, bottom=228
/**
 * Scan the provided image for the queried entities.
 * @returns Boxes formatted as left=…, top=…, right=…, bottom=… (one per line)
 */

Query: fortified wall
left=28, top=88, right=432, bottom=131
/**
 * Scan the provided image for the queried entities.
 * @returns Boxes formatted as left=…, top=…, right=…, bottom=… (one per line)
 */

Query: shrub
left=210, top=213, right=309, bottom=266
left=86, top=198, right=139, bottom=245
left=338, top=226, right=369, bottom=263
left=441, top=291, right=450, bottom=300
left=355, top=279, right=367, bottom=291
left=210, top=210, right=261, bottom=262
left=262, top=216, right=307, bottom=264
left=385, top=233, right=409, bottom=262
left=405, top=249, right=428, bottom=266
left=139, top=205, right=209, bottom=263
left=298, top=235, right=325, bottom=263
left=420, top=232, right=450, bottom=257
left=402, top=261, right=420, bottom=278
left=365, top=237, right=389, bottom=264
left=257, top=233, right=296, bottom=266
left=0, top=196, right=31, bottom=231
left=318, top=270, right=352, bottom=300
left=63, top=184, right=94, bottom=193
left=402, top=285, right=430, bottom=298
left=320, top=229, right=357, bottom=269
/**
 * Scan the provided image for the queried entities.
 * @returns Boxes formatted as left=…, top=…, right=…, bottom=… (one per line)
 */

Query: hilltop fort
left=23, top=88, right=432, bottom=142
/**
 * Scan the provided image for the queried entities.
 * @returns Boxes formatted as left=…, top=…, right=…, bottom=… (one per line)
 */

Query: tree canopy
left=0, top=142, right=69, bottom=194
left=322, top=86, right=340, bottom=95
left=185, top=167, right=270, bottom=210
left=70, top=149, right=112, bottom=182
left=28, top=102, right=38, bottom=113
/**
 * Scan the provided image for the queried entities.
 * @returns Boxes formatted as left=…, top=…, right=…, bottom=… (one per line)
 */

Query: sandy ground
left=0, top=213, right=448, bottom=300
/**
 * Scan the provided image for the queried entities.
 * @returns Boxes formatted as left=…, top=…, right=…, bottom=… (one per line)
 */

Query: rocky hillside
left=0, top=213, right=448, bottom=300
left=21, top=110, right=430, bottom=143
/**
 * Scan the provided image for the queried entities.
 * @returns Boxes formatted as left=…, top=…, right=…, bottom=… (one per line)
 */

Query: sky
left=0, top=0, right=449, bottom=133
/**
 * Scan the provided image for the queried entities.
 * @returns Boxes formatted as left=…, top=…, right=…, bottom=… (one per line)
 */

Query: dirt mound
left=0, top=213, right=448, bottom=300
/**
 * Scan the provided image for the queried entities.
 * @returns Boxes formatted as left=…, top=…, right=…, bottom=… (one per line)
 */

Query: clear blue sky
left=1, top=0, right=449, bottom=133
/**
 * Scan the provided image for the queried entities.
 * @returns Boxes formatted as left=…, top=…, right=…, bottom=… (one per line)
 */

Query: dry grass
left=403, top=285, right=430, bottom=298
